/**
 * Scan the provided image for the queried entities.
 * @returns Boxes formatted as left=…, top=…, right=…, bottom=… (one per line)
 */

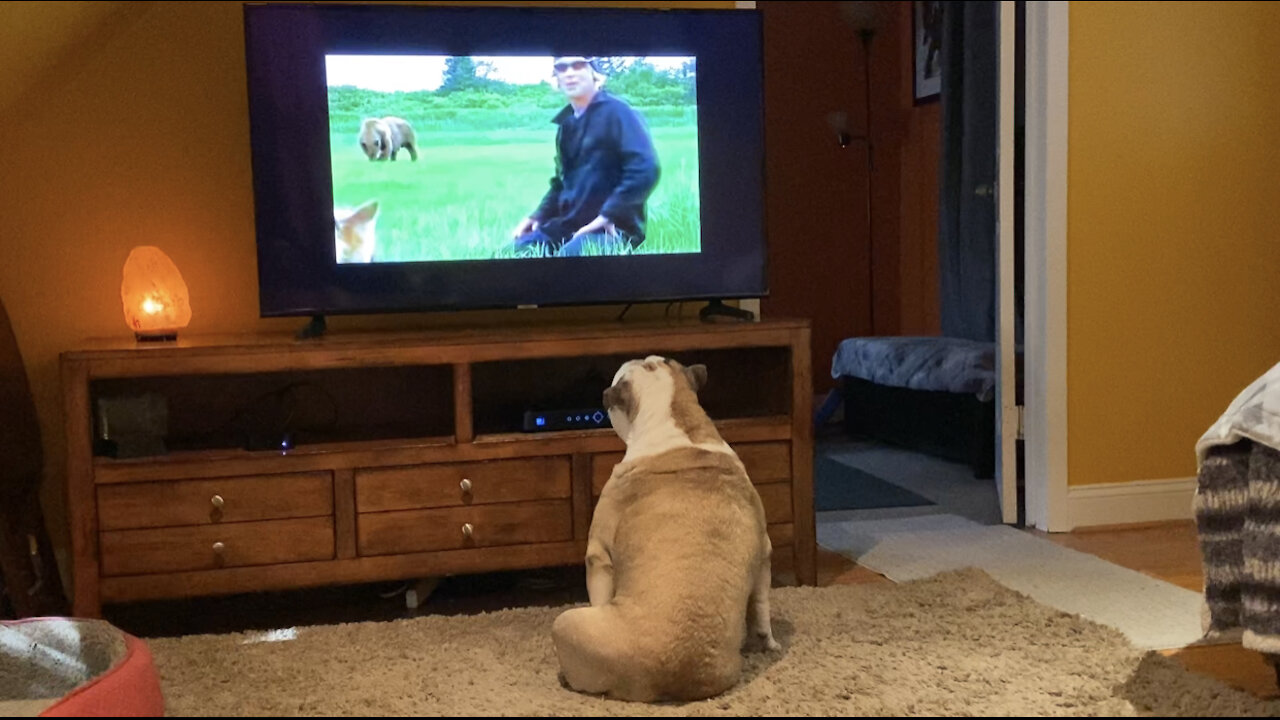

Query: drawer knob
left=212, top=541, right=226, bottom=554
left=461, top=523, right=474, bottom=539
left=459, top=478, right=472, bottom=494
left=211, top=494, right=225, bottom=509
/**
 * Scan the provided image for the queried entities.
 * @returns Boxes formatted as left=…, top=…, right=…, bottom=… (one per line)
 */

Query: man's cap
left=552, top=56, right=602, bottom=72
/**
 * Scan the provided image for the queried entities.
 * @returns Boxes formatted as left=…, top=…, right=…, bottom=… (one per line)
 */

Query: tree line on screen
left=329, top=57, right=697, bottom=132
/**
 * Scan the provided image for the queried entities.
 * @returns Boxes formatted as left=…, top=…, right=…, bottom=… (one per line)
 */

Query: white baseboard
left=1065, top=476, right=1197, bottom=530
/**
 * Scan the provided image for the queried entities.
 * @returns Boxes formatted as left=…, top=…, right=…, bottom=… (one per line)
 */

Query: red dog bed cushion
left=0, top=617, right=164, bottom=716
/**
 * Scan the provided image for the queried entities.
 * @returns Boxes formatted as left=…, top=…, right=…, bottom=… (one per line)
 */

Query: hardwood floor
left=1038, top=520, right=1279, bottom=700
left=804, top=519, right=1279, bottom=701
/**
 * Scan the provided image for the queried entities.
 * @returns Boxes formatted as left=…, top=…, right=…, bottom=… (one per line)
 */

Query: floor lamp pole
left=817, top=27, right=878, bottom=431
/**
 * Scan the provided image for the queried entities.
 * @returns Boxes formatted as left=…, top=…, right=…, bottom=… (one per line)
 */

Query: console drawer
left=591, top=442, right=792, bottom=494
left=100, top=517, right=335, bottom=576
left=97, top=471, right=334, bottom=531
left=357, top=499, right=572, bottom=556
left=356, top=457, right=570, bottom=512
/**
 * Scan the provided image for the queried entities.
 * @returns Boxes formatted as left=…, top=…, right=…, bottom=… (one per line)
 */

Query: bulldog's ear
left=603, top=380, right=632, bottom=415
left=684, top=364, right=708, bottom=393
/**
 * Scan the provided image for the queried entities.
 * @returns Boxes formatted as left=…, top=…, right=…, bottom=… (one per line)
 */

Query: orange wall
left=873, top=0, right=941, bottom=336
left=1068, top=1, right=1280, bottom=485
left=758, top=1, right=873, bottom=391
left=0, top=1, right=734, bottom=554
left=892, top=102, right=942, bottom=337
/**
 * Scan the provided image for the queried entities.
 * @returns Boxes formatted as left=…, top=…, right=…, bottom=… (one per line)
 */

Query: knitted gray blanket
left=1194, top=361, right=1280, bottom=656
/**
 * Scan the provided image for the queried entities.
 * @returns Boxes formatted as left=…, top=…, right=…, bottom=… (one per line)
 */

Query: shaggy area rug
left=147, top=569, right=1278, bottom=717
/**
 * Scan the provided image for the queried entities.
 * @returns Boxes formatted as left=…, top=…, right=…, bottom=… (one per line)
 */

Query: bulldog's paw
left=749, top=631, right=781, bottom=653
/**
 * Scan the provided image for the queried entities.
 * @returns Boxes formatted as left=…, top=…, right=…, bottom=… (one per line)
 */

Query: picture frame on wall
left=913, top=0, right=942, bottom=104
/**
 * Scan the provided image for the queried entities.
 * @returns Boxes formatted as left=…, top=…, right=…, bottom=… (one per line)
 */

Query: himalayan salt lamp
left=120, top=246, right=191, bottom=342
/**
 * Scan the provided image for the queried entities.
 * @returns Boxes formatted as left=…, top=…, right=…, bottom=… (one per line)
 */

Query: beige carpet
left=147, top=569, right=1278, bottom=717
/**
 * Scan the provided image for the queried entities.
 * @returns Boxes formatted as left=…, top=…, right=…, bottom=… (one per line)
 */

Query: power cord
left=212, top=380, right=340, bottom=450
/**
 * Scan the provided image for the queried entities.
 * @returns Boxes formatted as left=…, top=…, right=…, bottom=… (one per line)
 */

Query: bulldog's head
left=603, top=355, right=707, bottom=444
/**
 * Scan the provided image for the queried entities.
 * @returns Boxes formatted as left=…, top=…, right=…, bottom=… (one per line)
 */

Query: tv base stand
left=700, top=299, right=757, bottom=323
left=297, top=314, right=327, bottom=339
left=60, top=318, right=814, bottom=617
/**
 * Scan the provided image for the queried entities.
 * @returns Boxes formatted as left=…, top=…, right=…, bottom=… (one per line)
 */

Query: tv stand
left=700, top=299, right=756, bottom=323
left=297, top=314, right=327, bottom=340
left=60, top=318, right=814, bottom=617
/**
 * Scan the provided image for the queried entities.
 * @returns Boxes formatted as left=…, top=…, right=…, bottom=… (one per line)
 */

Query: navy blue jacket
left=532, top=91, right=660, bottom=244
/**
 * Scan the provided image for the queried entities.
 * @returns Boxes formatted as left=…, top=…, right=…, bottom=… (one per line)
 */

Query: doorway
left=758, top=1, right=1023, bottom=533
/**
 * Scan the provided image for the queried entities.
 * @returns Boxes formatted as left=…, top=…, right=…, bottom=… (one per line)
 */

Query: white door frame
left=1022, top=0, right=1070, bottom=531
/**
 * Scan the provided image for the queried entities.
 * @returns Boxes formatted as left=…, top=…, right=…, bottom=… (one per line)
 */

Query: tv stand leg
left=699, top=299, right=756, bottom=323
left=405, top=576, right=441, bottom=610
left=297, top=314, right=327, bottom=340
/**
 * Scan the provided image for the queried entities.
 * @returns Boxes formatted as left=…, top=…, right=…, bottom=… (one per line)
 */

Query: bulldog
left=551, top=356, right=779, bottom=703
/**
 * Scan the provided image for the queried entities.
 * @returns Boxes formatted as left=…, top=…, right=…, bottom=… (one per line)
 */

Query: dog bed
left=0, top=617, right=164, bottom=716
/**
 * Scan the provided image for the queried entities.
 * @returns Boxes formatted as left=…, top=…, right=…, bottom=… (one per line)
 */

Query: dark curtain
left=937, top=0, right=999, bottom=342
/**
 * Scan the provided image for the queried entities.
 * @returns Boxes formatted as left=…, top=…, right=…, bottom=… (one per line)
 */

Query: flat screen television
left=242, top=3, right=766, bottom=319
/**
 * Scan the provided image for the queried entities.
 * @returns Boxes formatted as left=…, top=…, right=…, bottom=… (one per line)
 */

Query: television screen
left=244, top=4, right=765, bottom=317
left=325, top=53, right=700, bottom=262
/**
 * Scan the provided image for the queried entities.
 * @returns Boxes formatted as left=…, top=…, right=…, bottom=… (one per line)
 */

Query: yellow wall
left=1068, top=1, right=1280, bottom=485
left=0, top=1, right=733, bottom=555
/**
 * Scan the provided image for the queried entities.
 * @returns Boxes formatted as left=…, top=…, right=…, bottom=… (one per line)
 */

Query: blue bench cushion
left=832, top=336, right=998, bottom=402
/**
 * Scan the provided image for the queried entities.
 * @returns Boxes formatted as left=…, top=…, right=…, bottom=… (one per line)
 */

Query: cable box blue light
left=522, top=408, right=611, bottom=432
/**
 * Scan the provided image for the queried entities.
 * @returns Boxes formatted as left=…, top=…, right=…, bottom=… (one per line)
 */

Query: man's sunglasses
left=554, top=60, right=590, bottom=73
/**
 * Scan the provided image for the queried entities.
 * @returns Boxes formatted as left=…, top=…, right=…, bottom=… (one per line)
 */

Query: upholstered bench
left=831, top=336, right=1018, bottom=478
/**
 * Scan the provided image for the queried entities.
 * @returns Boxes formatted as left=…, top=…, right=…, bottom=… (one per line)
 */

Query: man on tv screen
left=510, top=56, right=661, bottom=257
